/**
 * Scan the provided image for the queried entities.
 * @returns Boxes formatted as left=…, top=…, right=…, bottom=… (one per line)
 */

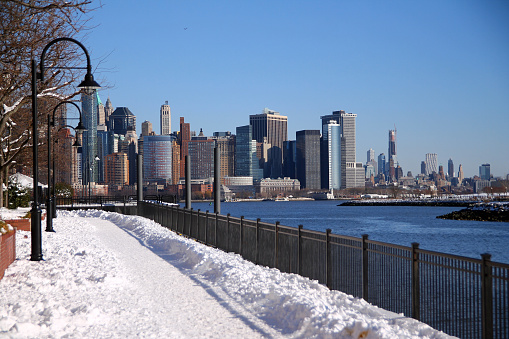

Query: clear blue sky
left=84, top=0, right=509, bottom=178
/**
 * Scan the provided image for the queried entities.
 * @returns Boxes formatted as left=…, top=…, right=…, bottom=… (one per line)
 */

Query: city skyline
left=85, top=1, right=509, bottom=178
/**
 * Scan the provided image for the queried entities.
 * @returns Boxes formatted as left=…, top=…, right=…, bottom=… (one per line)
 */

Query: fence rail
left=73, top=200, right=508, bottom=338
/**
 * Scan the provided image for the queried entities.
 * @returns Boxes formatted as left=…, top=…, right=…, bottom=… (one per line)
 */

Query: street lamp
left=31, top=37, right=100, bottom=261
left=86, top=155, right=100, bottom=200
left=46, top=101, right=86, bottom=232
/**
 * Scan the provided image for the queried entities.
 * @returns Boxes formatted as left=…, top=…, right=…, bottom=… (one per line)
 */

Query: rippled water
left=186, top=200, right=509, bottom=263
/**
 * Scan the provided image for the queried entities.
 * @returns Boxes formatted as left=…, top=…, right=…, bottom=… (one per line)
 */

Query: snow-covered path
left=0, top=210, right=453, bottom=338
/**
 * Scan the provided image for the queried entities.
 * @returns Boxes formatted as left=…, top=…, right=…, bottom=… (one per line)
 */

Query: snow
left=0, top=209, right=454, bottom=338
left=9, top=173, right=47, bottom=189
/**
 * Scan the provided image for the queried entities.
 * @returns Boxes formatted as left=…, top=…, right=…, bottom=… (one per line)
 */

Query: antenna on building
left=165, top=100, right=168, bottom=105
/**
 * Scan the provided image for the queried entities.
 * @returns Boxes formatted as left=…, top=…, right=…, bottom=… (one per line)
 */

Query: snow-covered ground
left=0, top=209, right=453, bottom=338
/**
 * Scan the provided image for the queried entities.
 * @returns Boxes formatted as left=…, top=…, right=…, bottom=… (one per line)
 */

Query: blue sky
left=84, top=0, right=509, bottom=178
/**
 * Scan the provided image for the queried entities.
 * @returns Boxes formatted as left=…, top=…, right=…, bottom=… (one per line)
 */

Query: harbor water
left=186, top=200, right=509, bottom=263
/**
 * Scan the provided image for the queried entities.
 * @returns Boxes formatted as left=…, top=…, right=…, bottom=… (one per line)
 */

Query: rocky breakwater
left=437, top=202, right=509, bottom=222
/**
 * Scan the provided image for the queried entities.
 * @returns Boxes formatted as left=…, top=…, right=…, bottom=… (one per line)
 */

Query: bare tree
left=0, top=0, right=94, bottom=206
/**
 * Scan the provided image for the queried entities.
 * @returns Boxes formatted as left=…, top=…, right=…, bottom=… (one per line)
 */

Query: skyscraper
left=378, top=153, right=386, bottom=179
left=108, top=107, right=136, bottom=136
left=212, top=132, right=235, bottom=184
left=296, top=130, right=321, bottom=189
left=448, top=158, right=454, bottom=178
left=326, top=121, right=341, bottom=190
left=458, top=164, right=464, bottom=183
left=388, top=129, right=397, bottom=180
left=479, top=163, right=491, bottom=180
left=160, top=101, right=171, bottom=135
left=179, top=117, right=191, bottom=181
left=235, top=125, right=260, bottom=178
left=367, top=148, right=375, bottom=163
left=340, top=112, right=364, bottom=189
left=282, top=140, right=296, bottom=179
left=249, top=108, right=288, bottom=178
left=142, top=120, right=153, bottom=136
left=188, top=134, right=215, bottom=179
left=81, top=90, right=99, bottom=185
left=143, top=135, right=173, bottom=182
left=104, top=153, right=129, bottom=185
left=425, top=153, right=438, bottom=176
left=104, top=97, right=114, bottom=124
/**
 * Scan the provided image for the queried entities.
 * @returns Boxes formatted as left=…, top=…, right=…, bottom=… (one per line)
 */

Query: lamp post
left=52, top=125, right=83, bottom=220
left=46, top=101, right=86, bottom=232
left=31, top=37, right=100, bottom=261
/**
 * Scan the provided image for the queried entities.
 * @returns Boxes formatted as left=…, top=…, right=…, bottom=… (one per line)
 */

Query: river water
left=185, top=200, right=509, bottom=264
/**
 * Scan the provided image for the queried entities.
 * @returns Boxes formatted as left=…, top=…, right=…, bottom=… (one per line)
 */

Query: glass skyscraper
left=81, top=90, right=98, bottom=184
left=296, top=130, right=321, bottom=189
left=143, top=135, right=173, bottom=182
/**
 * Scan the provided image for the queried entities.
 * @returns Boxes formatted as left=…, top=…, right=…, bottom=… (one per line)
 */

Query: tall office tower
left=235, top=125, right=254, bottom=177
left=458, top=164, right=464, bottom=183
left=142, top=120, right=153, bottom=136
left=212, top=132, right=235, bottom=184
left=124, top=128, right=138, bottom=185
left=320, top=111, right=344, bottom=189
left=387, top=129, right=397, bottom=180
left=143, top=135, right=173, bottom=181
left=282, top=140, right=296, bottom=179
left=96, top=125, right=109, bottom=183
left=249, top=108, right=288, bottom=178
left=479, top=163, right=491, bottom=180
left=340, top=112, right=364, bottom=189
left=160, top=101, right=171, bottom=135
left=97, top=93, right=106, bottom=126
left=425, top=153, right=438, bottom=176
left=81, top=90, right=99, bottom=185
left=108, top=107, right=136, bottom=136
left=179, top=117, right=191, bottom=180
left=188, top=134, right=215, bottom=179
left=439, top=165, right=445, bottom=180
left=378, top=153, right=386, bottom=178
left=171, top=140, right=181, bottom=185
left=448, top=158, right=454, bottom=179
left=296, top=130, right=321, bottom=189
left=104, top=97, right=114, bottom=124
left=421, top=161, right=426, bottom=175
left=367, top=148, right=375, bottom=163
left=104, top=153, right=129, bottom=186
left=326, top=121, right=341, bottom=190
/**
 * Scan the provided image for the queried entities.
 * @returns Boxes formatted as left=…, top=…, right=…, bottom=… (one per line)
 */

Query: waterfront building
left=255, top=177, right=300, bottom=196
left=160, top=101, right=171, bottom=135
left=425, top=153, right=438, bottom=176
left=108, top=107, right=136, bottom=136
left=448, top=158, right=454, bottom=179
left=211, top=132, right=236, bottom=184
left=479, top=163, right=491, bottom=180
left=282, top=140, right=296, bottom=179
left=296, top=130, right=321, bottom=189
left=249, top=108, right=288, bottom=178
left=81, top=90, right=99, bottom=185
left=235, top=125, right=262, bottom=180
left=223, top=176, right=255, bottom=197
left=188, top=133, right=215, bottom=179
left=341, top=112, right=364, bottom=189
left=104, top=153, right=129, bottom=186
left=143, top=135, right=174, bottom=182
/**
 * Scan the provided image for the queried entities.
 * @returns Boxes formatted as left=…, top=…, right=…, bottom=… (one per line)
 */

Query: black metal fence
left=109, top=201, right=509, bottom=338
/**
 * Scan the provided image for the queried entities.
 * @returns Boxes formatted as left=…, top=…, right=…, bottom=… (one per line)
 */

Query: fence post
left=255, top=218, right=260, bottom=265
left=215, top=212, right=218, bottom=247
left=274, top=221, right=280, bottom=269
left=298, top=225, right=303, bottom=275
left=326, top=228, right=332, bottom=289
left=481, top=253, right=493, bottom=339
left=227, top=213, right=230, bottom=252
left=188, top=208, right=193, bottom=236
left=362, top=234, right=369, bottom=301
left=205, top=210, right=209, bottom=245
left=411, top=242, right=420, bottom=320
left=240, top=216, right=244, bottom=257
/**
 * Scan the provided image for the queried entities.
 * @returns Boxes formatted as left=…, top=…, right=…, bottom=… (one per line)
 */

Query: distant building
left=378, top=153, right=386, bottom=179
left=211, top=132, right=235, bottom=184
left=479, top=163, right=491, bottom=180
left=188, top=134, right=215, bottom=179
left=179, top=117, right=191, bottom=180
left=425, top=153, right=438, bottom=176
left=160, top=101, right=171, bottom=135
left=108, top=107, right=136, bottom=136
left=458, top=164, right=464, bottom=183
left=104, top=153, right=129, bottom=186
left=296, top=130, right=321, bottom=189
left=249, top=108, right=288, bottom=178
left=255, top=177, right=300, bottom=195
left=142, top=120, right=153, bottom=137
left=448, top=158, right=454, bottom=178
left=282, top=140, right=296, bottom=179
left=143, top=135, right=174, bottom=182
left=388, top=129, right=397, bottom=180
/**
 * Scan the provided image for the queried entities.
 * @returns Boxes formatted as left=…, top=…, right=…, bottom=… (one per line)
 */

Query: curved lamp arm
left=38, top=37, right=100, bottom=93
left=51, top=100, right=87, bottom=134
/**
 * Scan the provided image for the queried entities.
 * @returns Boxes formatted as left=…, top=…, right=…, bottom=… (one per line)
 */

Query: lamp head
left=74, top=120, right=87, bottom=135
left=72, top=139, right=81, bottom=147
left=77, top=73, right=101, bottom=95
